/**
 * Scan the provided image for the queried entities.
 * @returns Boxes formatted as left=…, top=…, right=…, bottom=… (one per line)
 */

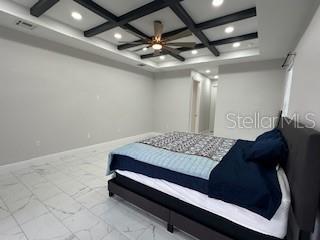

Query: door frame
left=189, top=79, right=201, bottom=133
left=209, top=84, right=218, bottom=133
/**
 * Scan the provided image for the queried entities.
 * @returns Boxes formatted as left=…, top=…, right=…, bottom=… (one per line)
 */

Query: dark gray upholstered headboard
left=277, top=118, right=320, bottom=240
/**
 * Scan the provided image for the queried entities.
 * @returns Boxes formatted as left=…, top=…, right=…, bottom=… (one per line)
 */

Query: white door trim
left=189, top=79, right=201, bottom=133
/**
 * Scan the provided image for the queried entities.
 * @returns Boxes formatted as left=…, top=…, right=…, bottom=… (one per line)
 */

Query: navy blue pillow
left=256, top=129, right=281, bottom=141
left=247, top=132, right=288, bottom=167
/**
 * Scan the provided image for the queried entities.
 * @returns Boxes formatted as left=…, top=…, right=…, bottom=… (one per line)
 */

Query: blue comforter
left=209, top=140, right=282, bottom=219
left=107, top=143, right=218, bottom=179
left=108, top=140, right=282, bottom=219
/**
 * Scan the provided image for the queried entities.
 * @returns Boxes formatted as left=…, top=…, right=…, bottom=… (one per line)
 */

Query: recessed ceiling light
left=191, top=50, right=198, bottom=55
left=71, top=12, right=82, bottom=21
left=233, top=42, right=241, bottom=48
left=206, top=70, right=211, bottom=74
left=142, top=47, right=148, bottom=51
left=114, top=33, right=122, bottom=40
left=212, top=0, right=224, bottom=7
left=160, top=55, right=166, bottom=60
left=225, top=26, right=234, bottom=34
left=214, top=75, right=219, bottom=79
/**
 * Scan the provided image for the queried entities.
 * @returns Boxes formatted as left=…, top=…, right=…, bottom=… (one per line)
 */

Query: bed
left=106, top=118, right=320, bottom=240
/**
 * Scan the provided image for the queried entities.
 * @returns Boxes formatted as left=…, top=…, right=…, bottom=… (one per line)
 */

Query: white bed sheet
left=116, top=168, right=290, bottom=239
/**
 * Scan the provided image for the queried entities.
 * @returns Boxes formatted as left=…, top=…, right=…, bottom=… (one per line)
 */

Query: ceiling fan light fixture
left=152, top=43, right=163, bottom=50
left=142, top=47, right=148, bottom=51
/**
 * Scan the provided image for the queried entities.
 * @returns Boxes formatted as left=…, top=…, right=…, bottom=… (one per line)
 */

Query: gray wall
left=282, top=5, right=320, bottom=239
left=153, top=70, right=212, bottom=133
left=0, top=28, right=154, bottom=165
left=214, top=60, right=285, bottom=140
left=286, top=4, right=320, bottom=131
left=153, top=70, right=192, bottom=133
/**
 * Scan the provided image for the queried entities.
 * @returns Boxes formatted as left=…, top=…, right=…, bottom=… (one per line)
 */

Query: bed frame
left=108, top=118, right=320, bottom=240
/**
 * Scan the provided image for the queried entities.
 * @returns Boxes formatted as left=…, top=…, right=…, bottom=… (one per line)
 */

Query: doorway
left=190, top=80, right=200, bottom=133
left=209, top=84, right=218, bottom=133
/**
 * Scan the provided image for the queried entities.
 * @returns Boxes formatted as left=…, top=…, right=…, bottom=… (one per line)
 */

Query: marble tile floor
left=0, top=143, right=196, bottom=240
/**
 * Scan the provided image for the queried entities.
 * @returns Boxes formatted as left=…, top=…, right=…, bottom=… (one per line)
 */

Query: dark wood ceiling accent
left=30, top=0, right=60, bottom=17
left=163, top=0, right=219, bottom=56
left=196, top=7, right=257, bottom=30
left=120, top=25, right=149, bottom=39
left=117, top=7, right=257, bottom=51
left=73, top=0, right=149, bottom=39
left=167, top=53, right=185, bottom=62
left=140, top=32, right=258, bottom=59
left=74, top=0, right=117, bottom=22
left=162, top=49, right=185, bottom=61
left=29, top=0, right=258, bottom=62
left=83, top=0, right=183, bottom=37
left=211, top=32, right=258, bottom=47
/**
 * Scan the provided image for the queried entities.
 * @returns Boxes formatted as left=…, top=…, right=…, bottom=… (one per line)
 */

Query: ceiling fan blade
left=165, top=29, right=193, bottom=42
left=154, top=20, right=163, bottom=40
left=118, top=40, right=146, bottom=45
left=166, top=42, right=196, bottom=48
left=163, top=46, right=181, bottom=56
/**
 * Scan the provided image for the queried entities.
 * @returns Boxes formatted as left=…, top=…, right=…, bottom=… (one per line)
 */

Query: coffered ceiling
left=0, top=0, right=319, bottom=75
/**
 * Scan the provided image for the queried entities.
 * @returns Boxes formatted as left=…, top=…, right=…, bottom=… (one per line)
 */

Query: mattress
left=109, top=140, right=283, bottom=219
left=116, top=168, right=290, bottom=239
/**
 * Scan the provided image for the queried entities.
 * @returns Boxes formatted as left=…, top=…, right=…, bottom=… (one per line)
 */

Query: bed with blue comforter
left=107, top=131, right=287, bottom=220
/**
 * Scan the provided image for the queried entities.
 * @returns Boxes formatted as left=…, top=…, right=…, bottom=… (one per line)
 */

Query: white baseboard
left=0, top=132, right=159, bottom=173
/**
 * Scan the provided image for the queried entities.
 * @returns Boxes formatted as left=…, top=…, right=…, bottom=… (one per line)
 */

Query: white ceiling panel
left=11, top=0, right=39, bottom=8
left=45, top=0, right=106, bottom=31
left=180, top=48, right=212, bottom=59
left=130, top=7, right=186, bottom=36
left=98, top=27, right=140, bottom=45
left=181, top=0, right=256, bottom=24
left=151, top=54, right=177, bottom=63
left=94, top=0, right=153, bottom=16
left=203, top=17, right=258, bottom=41
left=217, top=38, right=259, bottom=53
left=168, top=35, right=202, bottom=44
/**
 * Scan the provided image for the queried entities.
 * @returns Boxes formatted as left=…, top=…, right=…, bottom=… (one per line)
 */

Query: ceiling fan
left=120, top=21, right=196, bottom=57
